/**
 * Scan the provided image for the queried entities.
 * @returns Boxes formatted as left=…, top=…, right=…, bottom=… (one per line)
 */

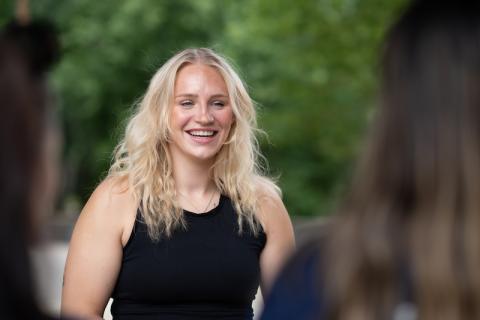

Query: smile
left=186, top=130, right=218, bottom=137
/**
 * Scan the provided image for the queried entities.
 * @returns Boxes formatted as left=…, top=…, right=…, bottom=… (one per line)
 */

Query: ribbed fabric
left=111, top=195, right=266, bottom=320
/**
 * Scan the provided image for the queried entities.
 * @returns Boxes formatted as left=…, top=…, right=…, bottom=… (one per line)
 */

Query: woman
left=61, top=48, right=295, bottom=319
left=262, top=1, right=480, bottom=320
left=0, top=19, right=60, bottom=319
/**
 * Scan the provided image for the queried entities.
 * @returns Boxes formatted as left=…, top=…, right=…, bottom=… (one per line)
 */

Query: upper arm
left=61, top=178, right=137, bottom=318
left=257, top=187, right=295, bottom=295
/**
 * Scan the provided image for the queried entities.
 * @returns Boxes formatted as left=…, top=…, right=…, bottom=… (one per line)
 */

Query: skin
left=61, top=63, right=295, bottom=318
left=169, top=63, right=234, bottom=211
left=170, top=63, right=234, bottom=167
left=61, top=177, right=136, bottom=319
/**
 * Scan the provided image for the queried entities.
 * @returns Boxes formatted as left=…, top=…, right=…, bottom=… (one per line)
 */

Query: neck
left=171, top=153, right=216, bottom=196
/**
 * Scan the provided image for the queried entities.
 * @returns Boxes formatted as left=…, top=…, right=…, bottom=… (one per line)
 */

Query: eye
left=212, top=100, right=226, bottom=108
left=180, top=100, right=194, bottom=108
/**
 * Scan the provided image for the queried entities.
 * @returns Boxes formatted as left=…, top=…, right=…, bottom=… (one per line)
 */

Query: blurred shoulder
left=283, top=240, right=324, bottom=279
left=261, top=240, right=326, bottom=320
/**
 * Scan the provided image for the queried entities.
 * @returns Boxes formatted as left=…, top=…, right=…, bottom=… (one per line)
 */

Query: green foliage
left=32, top=0, right=223, bottom=201
left=1, top=0, right=405, bottom=216
left=219, top=0, right=405, bottom=215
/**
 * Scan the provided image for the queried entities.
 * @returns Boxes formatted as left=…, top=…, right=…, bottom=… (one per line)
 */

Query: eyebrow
left=174, top=94, right=229, bottom=99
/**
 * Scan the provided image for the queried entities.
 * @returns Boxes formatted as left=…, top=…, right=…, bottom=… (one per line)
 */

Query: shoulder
left=88, top=176, right=133, bottom=207
left=76, top=176, right=138, bottom=245
left=261, top=241, right=326, bottom=320
left=253, top=177, right=289, bottom=234
left=82, top=177, right=136, bottom=223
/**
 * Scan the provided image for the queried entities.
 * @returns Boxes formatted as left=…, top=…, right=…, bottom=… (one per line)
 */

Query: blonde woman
left=61, top=48, right=295, bottom=319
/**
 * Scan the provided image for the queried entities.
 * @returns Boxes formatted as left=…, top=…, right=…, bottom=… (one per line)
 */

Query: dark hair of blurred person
left=0, top=18, right=60, bottom=319
left=261, top=1, right=480, bottom=320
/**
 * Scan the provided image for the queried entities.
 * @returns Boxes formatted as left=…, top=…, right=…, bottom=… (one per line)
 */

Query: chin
left=190, top=150, right=220, bottom=161
left=172, top=142, right=224, bottom=163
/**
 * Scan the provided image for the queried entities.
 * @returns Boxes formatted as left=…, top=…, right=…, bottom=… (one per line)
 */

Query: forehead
left=174, top=63, right=228, bottom=95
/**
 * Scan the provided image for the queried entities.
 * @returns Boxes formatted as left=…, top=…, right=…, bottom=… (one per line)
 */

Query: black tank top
left=111, top=195, right=266, bottom=319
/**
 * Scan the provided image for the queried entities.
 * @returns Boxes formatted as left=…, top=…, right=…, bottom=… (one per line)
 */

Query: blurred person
left=0, top=19, right=61, bottom=319
left=61, top=48, right=295, bottom=319
left=261, top=1, right=480, bottom=320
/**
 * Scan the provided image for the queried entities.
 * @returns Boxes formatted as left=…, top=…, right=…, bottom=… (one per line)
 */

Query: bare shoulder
left=88, top=175, right=129, bottom=202
left=254, top=177, right=290, bottom=234
left=76, top=176, right=138, bottom=245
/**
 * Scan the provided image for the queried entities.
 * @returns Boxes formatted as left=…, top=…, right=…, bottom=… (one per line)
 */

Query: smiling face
left=168, top=63, right=234, bottom=164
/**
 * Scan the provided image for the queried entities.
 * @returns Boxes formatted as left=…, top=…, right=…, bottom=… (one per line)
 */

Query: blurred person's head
left=0, top=20, right=59, bottom=318
left=325, top=1, right=480, bottom=319
left=109, top=48, right=277, bottom=240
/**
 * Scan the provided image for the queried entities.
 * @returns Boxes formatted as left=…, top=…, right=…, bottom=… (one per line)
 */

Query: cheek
left=218, top=109, right=234, bottom=129
left=171, top=109, right=191, bottom=129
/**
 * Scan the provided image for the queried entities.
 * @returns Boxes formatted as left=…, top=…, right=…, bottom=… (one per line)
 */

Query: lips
left=185, top=129, right=219, bottom=144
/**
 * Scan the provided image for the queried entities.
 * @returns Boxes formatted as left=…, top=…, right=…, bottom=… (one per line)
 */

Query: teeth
left=189, top=130, right=215, bottom=137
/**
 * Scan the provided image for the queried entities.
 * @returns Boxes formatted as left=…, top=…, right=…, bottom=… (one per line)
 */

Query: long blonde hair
left=109, top=48, right=279, bottom=240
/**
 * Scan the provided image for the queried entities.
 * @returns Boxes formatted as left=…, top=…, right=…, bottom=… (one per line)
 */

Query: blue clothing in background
left=261, top=242, right=327, bottom=320
left=261, top=241, right=418, bottom=320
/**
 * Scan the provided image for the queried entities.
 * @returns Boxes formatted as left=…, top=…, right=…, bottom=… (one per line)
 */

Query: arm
left=258, top=189, right=296, bottom=296
left=61, top=178, right=137, bottom=319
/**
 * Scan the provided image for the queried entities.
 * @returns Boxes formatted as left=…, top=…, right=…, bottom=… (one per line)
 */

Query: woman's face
left=169, top=63, right=234, bottom=164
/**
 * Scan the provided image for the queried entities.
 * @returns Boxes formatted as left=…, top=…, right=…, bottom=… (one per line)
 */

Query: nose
left=195, top=103, right=213, bottom=124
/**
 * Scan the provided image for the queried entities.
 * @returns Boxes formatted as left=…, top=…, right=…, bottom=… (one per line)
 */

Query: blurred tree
left=27, top=0, right=224, bottom=208
left=218, top=0, right=405, bottom=216
left=0, top=0, right=405, bottom=217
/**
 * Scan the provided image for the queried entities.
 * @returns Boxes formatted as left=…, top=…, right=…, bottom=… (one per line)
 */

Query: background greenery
left=1, top=0, right=405, bottom=218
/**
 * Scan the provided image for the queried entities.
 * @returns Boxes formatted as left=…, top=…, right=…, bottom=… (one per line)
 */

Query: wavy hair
left=109, top=48, right=279, bottom=240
